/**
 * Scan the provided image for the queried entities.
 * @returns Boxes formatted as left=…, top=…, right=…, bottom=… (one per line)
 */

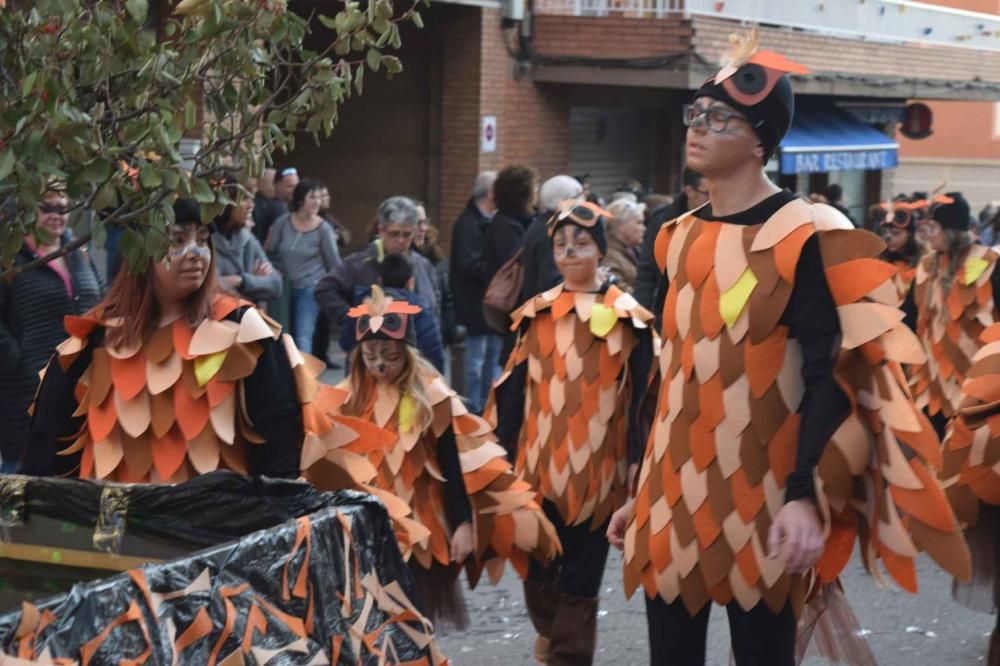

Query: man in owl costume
left=606, top=28, right=971, bottom=664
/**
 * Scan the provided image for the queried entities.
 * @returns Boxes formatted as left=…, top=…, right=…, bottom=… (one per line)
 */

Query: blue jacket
left=339, top=286, right=446, bottom=372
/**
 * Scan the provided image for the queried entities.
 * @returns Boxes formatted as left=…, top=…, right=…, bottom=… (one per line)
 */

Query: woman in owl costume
left=906, top=192, right=1000, bottom=438
left=941, top=322, right=1000, bottom=665
left=305, top=285, right=560, bottom=629
left=606, top=29, right=971, bottom=664
left=879, top=198, right=923, bottom=309
left=489, top=201, right=655, bottom=665
left=18, top=199, right=420, bottom=540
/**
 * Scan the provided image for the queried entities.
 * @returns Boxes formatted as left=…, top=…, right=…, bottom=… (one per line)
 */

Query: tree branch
left=0, top=232, right=93, bottom=282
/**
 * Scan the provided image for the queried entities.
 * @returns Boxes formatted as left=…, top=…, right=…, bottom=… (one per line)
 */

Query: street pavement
left=318, top=365, right=995, bottom=665
left=436, top=551, right=995, bottom=665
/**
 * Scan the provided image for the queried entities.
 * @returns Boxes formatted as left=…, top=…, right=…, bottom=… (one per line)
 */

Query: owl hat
left=695, top=26, right=810, bottom=160
left=347, top=285, right=421, bottom=347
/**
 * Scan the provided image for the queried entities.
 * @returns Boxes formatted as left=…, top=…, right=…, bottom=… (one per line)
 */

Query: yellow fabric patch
left=194, top=350, right=228, bottom=386
left=963, top=257, right=990, bottom=286
left=399, top=393, right=417, bottom=433
left=589, top=303, right=618, bottom=338
left=719, top=267, right=758, bottom=328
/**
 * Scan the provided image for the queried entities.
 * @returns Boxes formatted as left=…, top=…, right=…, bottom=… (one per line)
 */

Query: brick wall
left=438, top=8, right=573, bottom=245
left=533, top=15, right=691, bottom=58
left=531, top=13, right=1000, bottom=84
left=439, top=6, right=483, bottom=246
left=690, top=16, right=1000, bottom=84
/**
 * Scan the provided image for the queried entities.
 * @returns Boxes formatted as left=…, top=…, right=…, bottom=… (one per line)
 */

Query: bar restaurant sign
left=781, top=148, right=898, bottom=174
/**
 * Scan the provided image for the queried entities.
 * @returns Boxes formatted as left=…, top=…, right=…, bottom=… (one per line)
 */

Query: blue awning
left=779, top=105, right=898, bottom=175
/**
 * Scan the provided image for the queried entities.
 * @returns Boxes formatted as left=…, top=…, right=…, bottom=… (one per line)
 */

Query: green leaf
left=119, top=230, right=145, bottom=269
left=125, top=0, right=148, bottom=23
left=0, top=150, right=15, bottom=181
left=411, top=11, right=424, bottom=29
left=184, top=99, right=197, bottom=129
left=94, top=183, right=117, bottom=211
left=21, top=71, right=38, bottom=97
left=162, top=168, right=180, bottom=190
left=382, top=56, right=403, bottom=75
left=366, top=48, right=382, bottom=72
left=139, top=165, right=163, bottom=189
left=81, top=159, right=110, bottom=185
left=191, top=178, right=215, bottom=203
left=353, top=63, right=365, bottom=96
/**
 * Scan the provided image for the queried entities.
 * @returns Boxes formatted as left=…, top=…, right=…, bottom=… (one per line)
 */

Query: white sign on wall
left=481, top=115, right=497, bottom=153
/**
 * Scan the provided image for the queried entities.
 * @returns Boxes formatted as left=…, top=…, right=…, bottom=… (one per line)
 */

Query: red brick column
left=439, top=7, right=572, bottom=245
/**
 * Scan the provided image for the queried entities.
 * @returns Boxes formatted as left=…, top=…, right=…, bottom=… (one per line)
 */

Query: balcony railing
left=532, top=0, right=1000, bottom=53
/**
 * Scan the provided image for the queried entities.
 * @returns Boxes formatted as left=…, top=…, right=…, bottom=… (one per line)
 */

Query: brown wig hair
left=927, top=228, right=973, bottom=296
left=344, top=340, right=435, bottom=434
left=88, top=229, right=219, bottom=351
left=493, top=165, right=538, bottom=218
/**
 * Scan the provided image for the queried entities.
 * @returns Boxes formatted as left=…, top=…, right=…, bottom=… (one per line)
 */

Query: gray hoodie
left=212, top=227, right=282, bottom=303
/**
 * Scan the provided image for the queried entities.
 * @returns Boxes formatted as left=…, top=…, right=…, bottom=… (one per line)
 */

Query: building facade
left=288, top=0, right=1000, bottom=249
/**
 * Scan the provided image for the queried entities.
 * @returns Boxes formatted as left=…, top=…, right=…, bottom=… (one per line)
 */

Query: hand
left=450, top=522, right=474, bottom=563
left=252, top=259, right=273, bottom=276
left=220, top=274, right=242, bottom=289
left=606, top=498, right=634, bottom=551
left=767, top=499, right=825, bottom=574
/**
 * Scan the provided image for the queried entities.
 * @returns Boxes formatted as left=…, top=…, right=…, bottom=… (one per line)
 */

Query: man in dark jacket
left=449, top=171, right=498, bottom=413
left=315, top=196, right=439, bottom=338
left=253, top=166, right=295, bottom=244
left=632, top=168, right=708, bottom=329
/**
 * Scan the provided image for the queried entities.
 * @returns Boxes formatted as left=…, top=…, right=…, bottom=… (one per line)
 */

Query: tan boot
left=524, top=580, right=559, bottom=663
left=546, top=593, right=599, bottom=666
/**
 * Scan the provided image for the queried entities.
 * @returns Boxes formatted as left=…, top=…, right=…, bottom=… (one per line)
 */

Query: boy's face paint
left=552, top=224, right=600, bottom=286
left=153, top=222, right=211, bottom=300
left=360, top=339, right=406, bottom=383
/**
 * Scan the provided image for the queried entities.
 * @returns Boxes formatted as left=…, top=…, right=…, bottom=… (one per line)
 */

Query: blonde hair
left=345, top=341, right=436, bottom=434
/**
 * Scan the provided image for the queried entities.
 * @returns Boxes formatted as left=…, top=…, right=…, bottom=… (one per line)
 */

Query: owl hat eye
left=347, top=284, right=422, bottom=345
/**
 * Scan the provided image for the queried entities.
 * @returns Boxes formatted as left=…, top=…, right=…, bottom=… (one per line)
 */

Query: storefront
left=771, top=102, right=900, bottom=224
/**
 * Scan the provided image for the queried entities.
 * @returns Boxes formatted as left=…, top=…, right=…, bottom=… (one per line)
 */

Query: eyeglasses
left=38, top=202, right=67, bottom=215
left=682, top=104, right=751, bottom=133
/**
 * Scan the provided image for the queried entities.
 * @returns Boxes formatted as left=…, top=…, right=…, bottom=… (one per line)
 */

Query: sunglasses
left=38, top=202, right=68, bottom=215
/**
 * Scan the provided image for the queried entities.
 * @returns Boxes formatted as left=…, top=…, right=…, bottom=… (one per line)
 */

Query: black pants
left=927, top=409, right=949, bottom=441
left=527, top=500, right=610, bottom=598
left=645, top=595, right=796, bottom=666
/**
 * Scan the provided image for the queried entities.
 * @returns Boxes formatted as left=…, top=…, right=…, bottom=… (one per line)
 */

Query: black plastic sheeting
left=0, top=473, right=444, bottom=664
left=0, top=472, right=339, bottom=553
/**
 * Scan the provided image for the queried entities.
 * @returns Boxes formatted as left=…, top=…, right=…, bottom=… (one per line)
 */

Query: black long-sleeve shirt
left=494, top=284, right=654, bottom=467
left=436, top=426, right=473, bottom=529
left=18, top=310, right=302, bottom=479
left=692, top=191, right=850, bottom=503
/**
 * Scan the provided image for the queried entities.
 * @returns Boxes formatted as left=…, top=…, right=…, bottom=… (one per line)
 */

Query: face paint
left=360, top=339, right=406, bottom=383
left=163, top=225, right=211, bottom=269
left=553, top=224, right=600, bottom=287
